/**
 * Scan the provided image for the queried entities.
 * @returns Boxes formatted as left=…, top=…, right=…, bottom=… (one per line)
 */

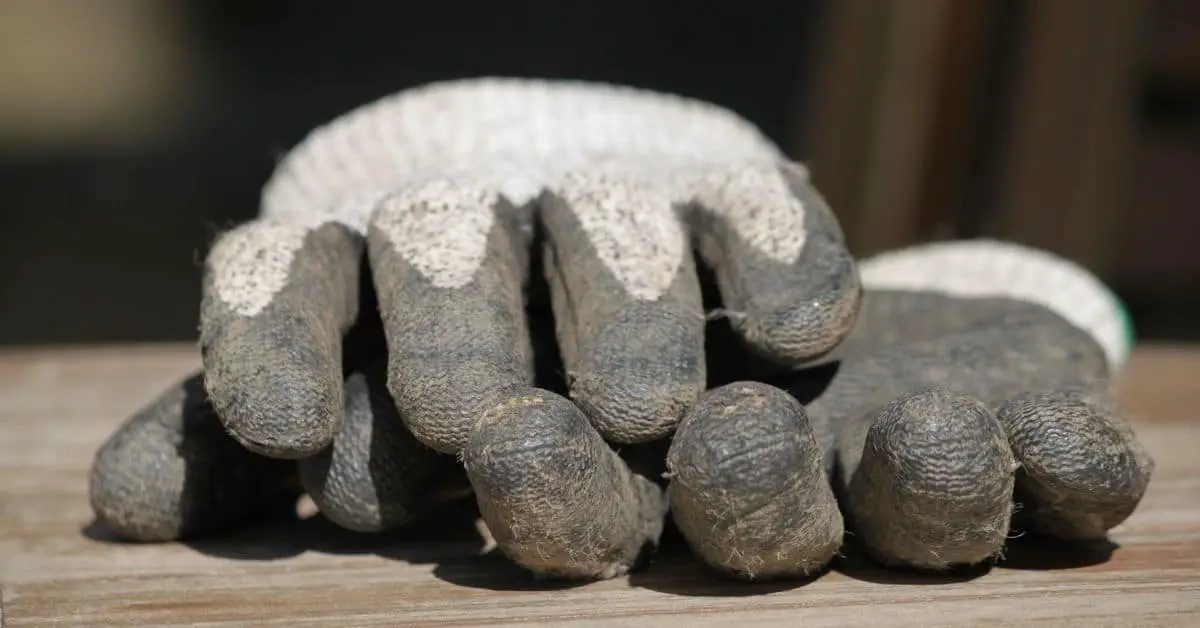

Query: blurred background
left=0, top=0, right=1196, bottom=346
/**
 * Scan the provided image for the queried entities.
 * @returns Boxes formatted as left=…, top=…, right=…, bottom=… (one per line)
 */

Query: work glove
left=89, top=77, right=862, bottom=579
left=669, top=240, right=1152, bottom=577
left=88, top=79, right=1153, bottom=582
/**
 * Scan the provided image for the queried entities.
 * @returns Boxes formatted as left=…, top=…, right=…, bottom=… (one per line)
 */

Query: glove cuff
left=259, top=77, right=785, bottom=232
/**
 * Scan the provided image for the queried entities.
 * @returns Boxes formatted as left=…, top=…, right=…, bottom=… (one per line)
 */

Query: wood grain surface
left=1, top=343, right=1198, bottom=626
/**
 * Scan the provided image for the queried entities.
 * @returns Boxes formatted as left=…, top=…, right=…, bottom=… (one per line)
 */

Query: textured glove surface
left=89, top=79, right=1151, bottom=584
left=201, top=77, right=859, bottom=458
left=93, top=77, right=861, bottom=580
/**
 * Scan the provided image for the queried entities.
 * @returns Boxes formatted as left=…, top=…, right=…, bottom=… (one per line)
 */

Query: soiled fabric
left=92, top=78, right=860, bottom=580
left=666, top=241, right=1149, bottom=578
left=87, top=79, right=1151, bottom=583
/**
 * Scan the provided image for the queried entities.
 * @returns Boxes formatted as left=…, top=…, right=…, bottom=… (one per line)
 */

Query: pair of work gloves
left=89, top=78, right=1154, bottom=581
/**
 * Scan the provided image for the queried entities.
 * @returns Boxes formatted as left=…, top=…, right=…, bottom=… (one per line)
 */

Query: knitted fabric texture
left=211, top=78, right=812, bottom=315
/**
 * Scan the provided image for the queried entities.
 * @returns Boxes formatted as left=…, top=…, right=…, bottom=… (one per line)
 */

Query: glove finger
left=201, top=218, right=361, bottom=458
left=691, top=162, right=860, bottom=364
left=997, top=386, right=1153, bottom=540
left=297, top=360, right=468, bottom=533
left=538, top=172, right=706, bottom=444
left=366, top=180, right=534, bottom=454
left=463, top=387, right=668, bottom=580
left=836, top=389, right=1016, bottom=570
left=89, top=372, right=300, bottom=542
left=666, top=381, right=843, bottom=580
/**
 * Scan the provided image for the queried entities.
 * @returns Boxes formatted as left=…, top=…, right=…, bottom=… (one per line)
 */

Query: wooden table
left=2, top=344, right=1198, bottom=626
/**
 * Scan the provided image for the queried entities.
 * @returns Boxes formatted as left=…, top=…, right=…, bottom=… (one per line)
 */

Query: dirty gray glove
left=88, top=78, right=862, bottom=579
left=668, top=240, right=1152, bottom=578
left=89, top=79, right=1150, bottom=584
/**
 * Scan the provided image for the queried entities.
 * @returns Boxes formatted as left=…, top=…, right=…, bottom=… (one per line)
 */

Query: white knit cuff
left=258, top=77, right=787, bottom=233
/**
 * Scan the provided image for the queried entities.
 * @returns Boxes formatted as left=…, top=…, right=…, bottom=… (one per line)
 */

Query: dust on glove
left=90, top=78, right=861, bottom=580
left=666, top=241, right=1151, bottom=578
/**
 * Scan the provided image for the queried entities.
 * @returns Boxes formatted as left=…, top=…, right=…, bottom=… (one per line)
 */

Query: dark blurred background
left=0, top=0, right=1196, bottom=346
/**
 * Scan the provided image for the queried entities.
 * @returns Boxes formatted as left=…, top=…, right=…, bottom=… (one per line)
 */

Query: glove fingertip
left=200, top=219, right=362, bottom=459
left=692, top=162, right=861, bottom=365
left=89, top=373, right=299, bottom=542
